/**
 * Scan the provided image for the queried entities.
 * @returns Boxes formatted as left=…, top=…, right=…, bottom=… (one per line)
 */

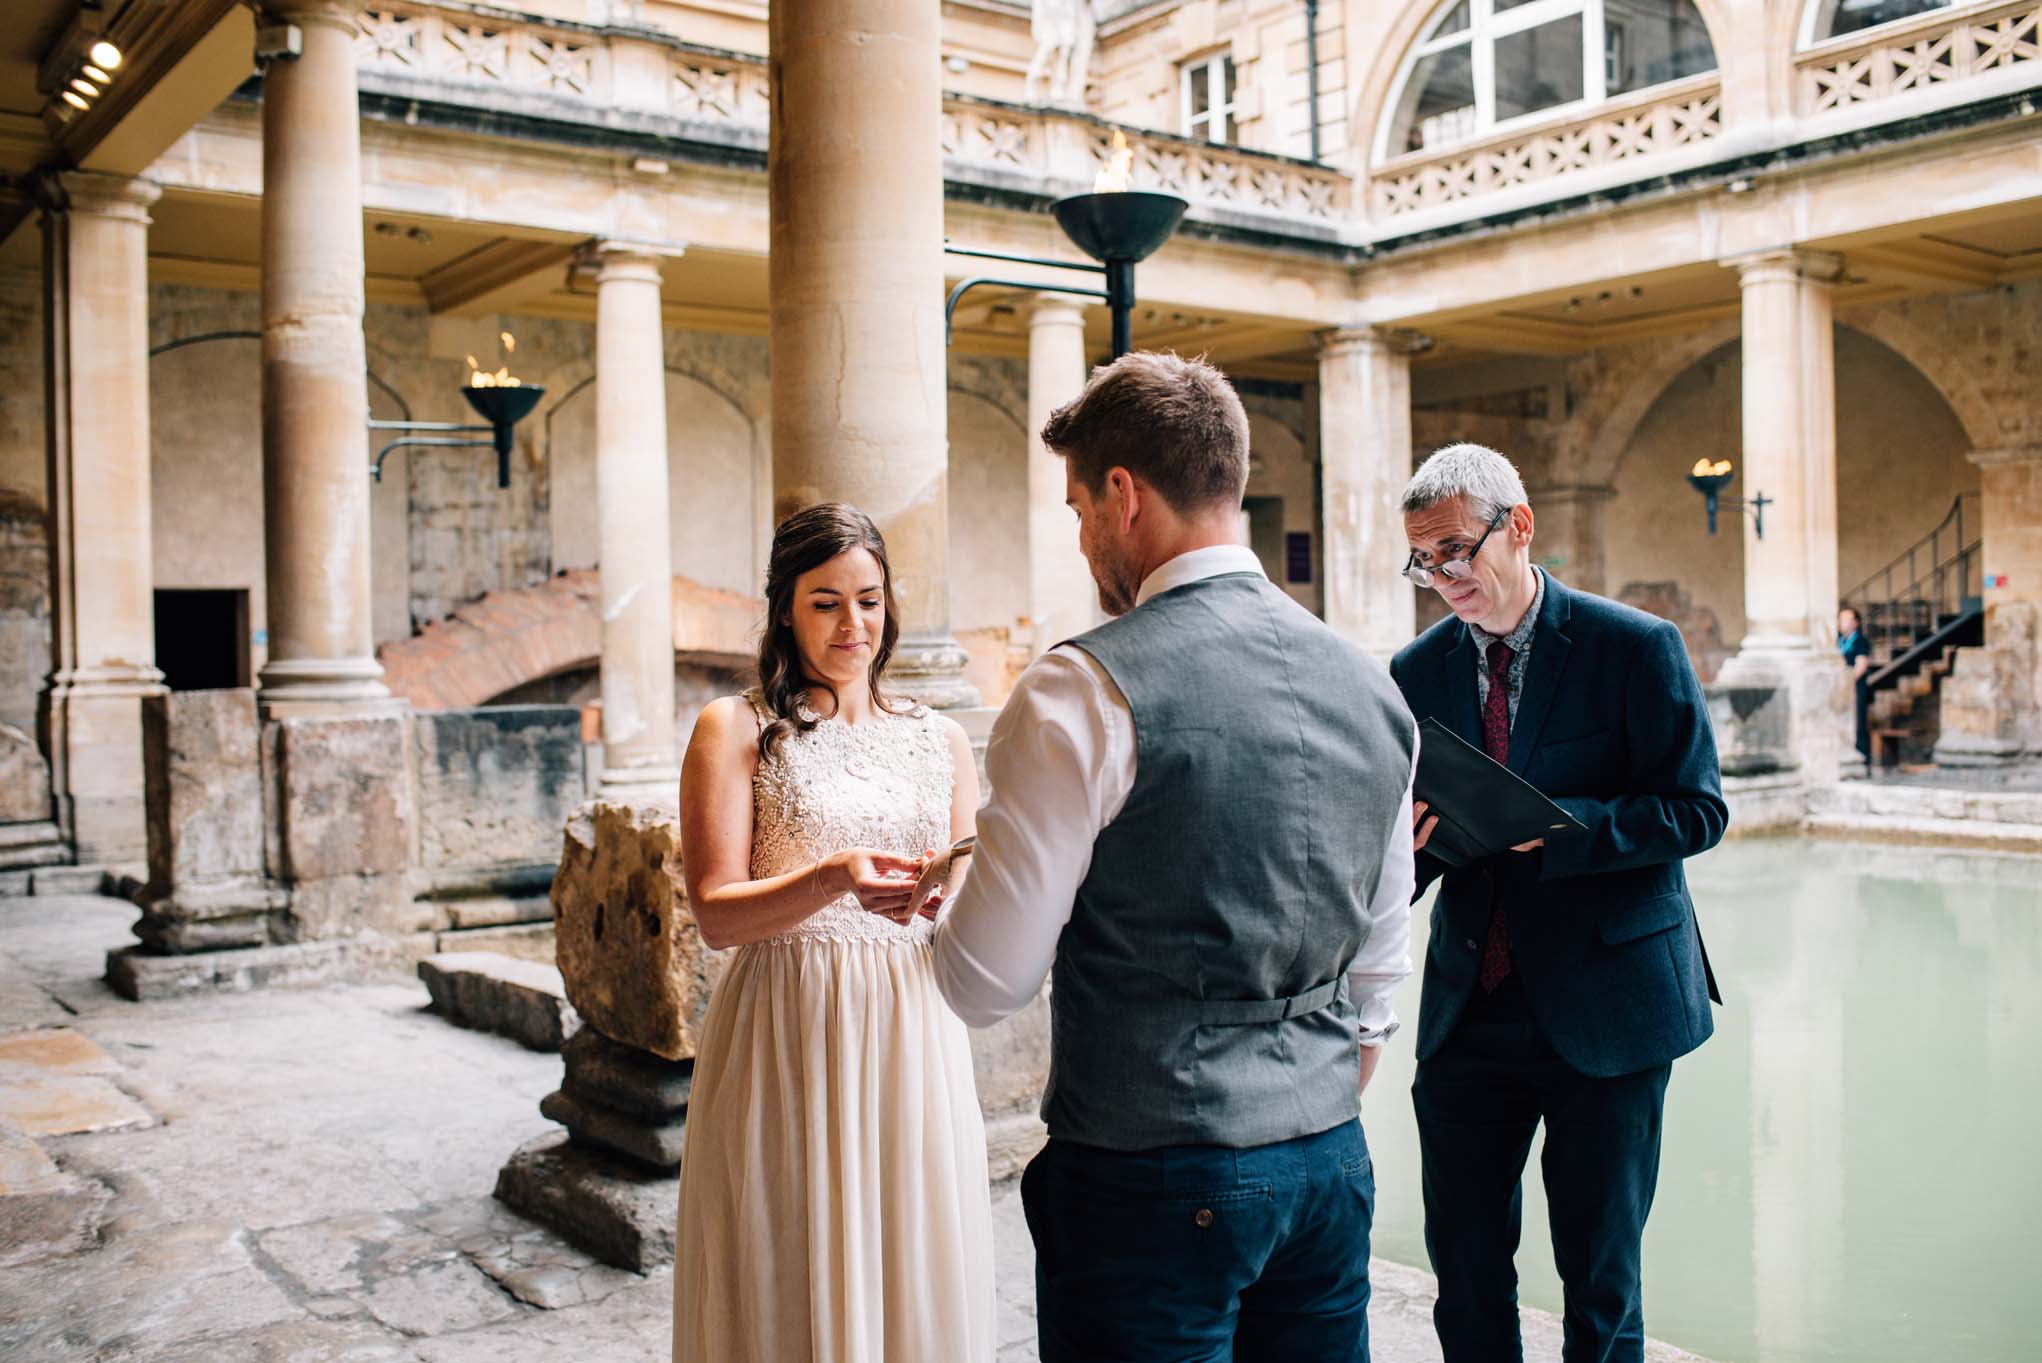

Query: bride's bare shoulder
left=691, top=694, right=766, bottom=754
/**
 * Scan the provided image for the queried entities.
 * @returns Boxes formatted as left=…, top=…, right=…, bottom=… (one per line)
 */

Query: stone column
left=256, top=0, right=388, bottom=713
left=589, top=243, right=679, bottom=801
left=1318, top=327, right=1419, bottom=660
left=37, top=170, right=165, bottom=864
left=1025, top=293, right=1096, bottom=656
left=1530, top=484, right=1617, bottom=595
left=1936, top=444, right=2042, bottom=765
left=1717, top=248, right=1847, bottom=781
left=768, top=0, right=975, bottom=707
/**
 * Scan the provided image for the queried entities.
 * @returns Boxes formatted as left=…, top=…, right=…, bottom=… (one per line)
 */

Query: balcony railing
left=1796, top=0, right=2042, bottom=116
left=1371, top=73, right=1723, bottom=220
left=352, top=4, right=1348, bottom=237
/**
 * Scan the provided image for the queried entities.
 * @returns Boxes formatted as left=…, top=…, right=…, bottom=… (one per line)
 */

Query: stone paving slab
left=0, top=895, right=1717, bottom=1363
left=0, top=1072, right=152, bottom=1137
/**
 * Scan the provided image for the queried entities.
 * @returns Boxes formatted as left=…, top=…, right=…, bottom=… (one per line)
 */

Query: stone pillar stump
left=1318, top=327, right=1420, bottom=661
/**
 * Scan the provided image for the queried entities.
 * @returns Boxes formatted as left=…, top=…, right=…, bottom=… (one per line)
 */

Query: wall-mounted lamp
left=368, top=333, right=543, bottom=488
left=943, top=129, right=1186, bottom=359
left=1686, top=458, right=1771, bottom=539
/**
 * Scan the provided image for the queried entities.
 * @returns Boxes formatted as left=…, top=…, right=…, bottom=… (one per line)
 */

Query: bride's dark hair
left=755, top=502, right=909, bottom=759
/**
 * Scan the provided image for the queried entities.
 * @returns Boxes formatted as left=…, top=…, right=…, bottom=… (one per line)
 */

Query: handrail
left=1841, top=492, right=1982, bottom=665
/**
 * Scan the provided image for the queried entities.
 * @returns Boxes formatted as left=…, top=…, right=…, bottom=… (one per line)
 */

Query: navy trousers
left=1022, top=1118, right=1375, bottom=1363
left=1414, top=980, right=1671, bottom=1363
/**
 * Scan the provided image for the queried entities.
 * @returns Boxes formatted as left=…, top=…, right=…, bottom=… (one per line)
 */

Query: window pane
left=1819, top=0, right=1951, bottom=39
left=1430, top=0, right=1471, bottom=38
left=1223, top=57, right=1236, bottom=109
left=1393, top=44, right=1477, bottom=152
left=1492, top=0, right=1547, bottom=11
left=1189, top=64, right=1210, bottom=119
left=1493, top=14, right=1585, bottom=123
left=1605, top=0, right=1719, bottom=95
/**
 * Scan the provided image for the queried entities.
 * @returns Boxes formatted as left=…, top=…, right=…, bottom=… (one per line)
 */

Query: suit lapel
left=1444, top=629, right=1482, bottom=751
left=1506, top=575, right=1574, bottom=775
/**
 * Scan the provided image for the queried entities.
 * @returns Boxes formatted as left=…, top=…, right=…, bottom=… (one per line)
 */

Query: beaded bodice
left=749, top=699, right=955, bottom=946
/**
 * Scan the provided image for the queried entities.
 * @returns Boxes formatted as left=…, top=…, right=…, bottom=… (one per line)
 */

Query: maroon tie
left=1478, top=641, right=1515, bottom=993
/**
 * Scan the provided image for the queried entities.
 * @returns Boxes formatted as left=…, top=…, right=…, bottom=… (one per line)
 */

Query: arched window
left=1382, top=0, right=1719, bottom=159
left=1803, top=0, right=1954, bottom=43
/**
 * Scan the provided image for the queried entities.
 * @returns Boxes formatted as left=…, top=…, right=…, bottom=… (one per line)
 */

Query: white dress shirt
left=932, top=544, right=1417, bottom=1040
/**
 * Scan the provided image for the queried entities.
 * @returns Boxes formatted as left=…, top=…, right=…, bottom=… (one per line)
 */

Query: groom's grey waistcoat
left=1044, top=572, right=1415, bottom=1151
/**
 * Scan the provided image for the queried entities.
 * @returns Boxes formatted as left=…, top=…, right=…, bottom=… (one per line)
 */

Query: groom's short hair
left=1041, top=351, right=1250, bottom=513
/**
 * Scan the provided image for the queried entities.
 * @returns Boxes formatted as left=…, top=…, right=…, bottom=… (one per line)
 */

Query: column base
left=1712, top=643, right=1849, bottom=786
left=256, top=657, right=396, bottom=718
left=594, top=767, right=680, bottom=806
left=46, top=667, right=165, bottom=865
left=888, top=636, right=982, bottom=710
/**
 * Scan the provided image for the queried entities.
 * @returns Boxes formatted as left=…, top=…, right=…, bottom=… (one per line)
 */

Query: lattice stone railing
left=351, top=4, right=1347, bottom=233
left=1797, top=0, right=2042, bottom=115
left=1371, top=74, right=1723, bottom=219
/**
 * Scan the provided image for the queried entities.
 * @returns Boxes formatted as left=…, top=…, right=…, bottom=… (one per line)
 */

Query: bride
left=672, top=502, right=994, bottom=1363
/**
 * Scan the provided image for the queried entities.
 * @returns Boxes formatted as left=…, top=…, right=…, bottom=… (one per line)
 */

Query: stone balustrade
left=352, top=2, right=1348, bottom=238
left=1797, top=0, right=2042, bottom=117
left=1371, top=73, right=1723, bottom=221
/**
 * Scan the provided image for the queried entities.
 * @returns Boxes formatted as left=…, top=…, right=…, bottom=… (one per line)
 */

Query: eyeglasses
left=1402, top=507, right=1510, bottom=588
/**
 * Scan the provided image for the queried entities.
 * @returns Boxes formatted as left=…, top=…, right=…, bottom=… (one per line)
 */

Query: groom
left=932, top=352, right=1418, bottom=1362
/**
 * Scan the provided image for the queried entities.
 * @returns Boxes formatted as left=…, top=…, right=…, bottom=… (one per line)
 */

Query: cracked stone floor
left=0, top=893, right=1707, bottom=1363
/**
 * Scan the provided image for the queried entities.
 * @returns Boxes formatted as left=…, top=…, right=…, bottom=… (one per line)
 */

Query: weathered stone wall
left=411, top=707, right=588, bottom=876
left=948, top=355, right=1031, bottom=639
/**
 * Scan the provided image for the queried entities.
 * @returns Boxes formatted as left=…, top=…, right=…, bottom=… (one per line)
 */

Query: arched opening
left=1601, top=327, right=1976, bottom=677
left=1379, top=0, right=1719, bottom=160
left=1801, top=0, right=1955, bottom=45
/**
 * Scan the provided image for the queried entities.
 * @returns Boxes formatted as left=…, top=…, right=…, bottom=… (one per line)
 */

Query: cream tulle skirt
left=672, top=936, right=995, bottom=1363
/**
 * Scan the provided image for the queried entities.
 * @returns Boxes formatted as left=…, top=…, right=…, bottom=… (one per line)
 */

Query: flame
left=466, top=333, right=523, bottom=389
left=1093, top=129, right=1133, bottom=194
left=1691, top=458, right=1733, bottom=478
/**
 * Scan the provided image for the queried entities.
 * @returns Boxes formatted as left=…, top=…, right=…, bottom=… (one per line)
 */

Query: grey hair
left=1400, top=442, right=1529, bottom=525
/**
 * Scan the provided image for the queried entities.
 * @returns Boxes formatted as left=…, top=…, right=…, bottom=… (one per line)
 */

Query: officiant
left=1388, top=443, right=1727, bottom=1363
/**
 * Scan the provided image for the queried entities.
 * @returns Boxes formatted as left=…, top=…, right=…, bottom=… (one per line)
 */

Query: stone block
left=494, top=1132, right=677, bottom=1272
left=539, top=1088, right=685, bottom=1170
left=273, top=713, right=414, bottom=882
left=288, top=873, right=426, bottom=941
left=106, top=937, right=399, bottom=1001
left=0, top=1073, right=152, bottom=1136
left=438, top=921, right=556, bottom=964
left=413, top=707, right=586, bottom=873
left=551, top=799, right=726, bottom=1061
left=0, top=823, right=66, bottom=874
left=1706, top=682, right=1793, bottom=777
left=985, top=1110, right=1049, bottom=1184
left=0, top=723, right=51, bottom=824
left=560, top=1029, right=694, bottom=1122
left=419, top=952, right=581, bottom=1052
left=142, top=689, right=265, bottom=896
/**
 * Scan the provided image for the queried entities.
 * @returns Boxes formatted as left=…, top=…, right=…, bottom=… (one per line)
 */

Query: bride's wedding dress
left=672, top=702, right=995, bottom=1363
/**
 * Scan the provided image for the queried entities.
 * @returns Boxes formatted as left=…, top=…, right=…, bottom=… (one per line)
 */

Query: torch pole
left=1107, top=259, right=1135, bottom=359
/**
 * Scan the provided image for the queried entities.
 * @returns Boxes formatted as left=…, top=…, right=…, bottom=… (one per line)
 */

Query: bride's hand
left=821, top=848, right=925, bottom=918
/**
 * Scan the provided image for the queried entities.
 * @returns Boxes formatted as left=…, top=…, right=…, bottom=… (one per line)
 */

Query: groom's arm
left=931, top=648, right=1131, bottom=1028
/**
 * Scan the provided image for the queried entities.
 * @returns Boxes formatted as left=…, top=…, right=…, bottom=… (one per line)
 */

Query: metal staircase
left=1841, top=493, right=1983, bottom=764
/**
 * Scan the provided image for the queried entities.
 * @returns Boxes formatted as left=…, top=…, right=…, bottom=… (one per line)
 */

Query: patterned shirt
left=1469, top=568, right=1546, bottom=730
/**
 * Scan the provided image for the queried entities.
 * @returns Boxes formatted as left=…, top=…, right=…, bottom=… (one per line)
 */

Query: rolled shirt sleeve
left=931, top=648, right=1132, bottom=1028
left=1347, top=727, right=1418, bottom=1046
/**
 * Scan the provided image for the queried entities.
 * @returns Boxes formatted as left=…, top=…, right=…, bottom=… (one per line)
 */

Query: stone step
left=106, top=938, right=401, bottom=1001
left=1803, top=812, right=2042, bottom=854
left=418, top=951, right=580, bottom=1052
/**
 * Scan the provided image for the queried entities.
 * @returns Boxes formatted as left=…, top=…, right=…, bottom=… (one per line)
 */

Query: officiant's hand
left=824, top=849, right=926, bottom=919
left=1412, top=800, right=1440, bottom=854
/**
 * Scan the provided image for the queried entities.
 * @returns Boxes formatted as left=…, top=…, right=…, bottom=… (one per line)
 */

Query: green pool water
left=1364, top=837, right=2042, bottom=1363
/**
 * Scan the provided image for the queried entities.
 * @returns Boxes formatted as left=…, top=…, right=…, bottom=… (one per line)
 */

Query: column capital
left=34, top=169, right=160, bottom=225
left=1314, top=325, right=1430, bottom=359
left=1025, top=291, right=1094, bottom=326
left=1725, top=247, right=1844, bottom=287
left=1969, top=442, right=2042, bottom=469
left=259, top=0, right=364, bottom=35
left=577, top=238, right=683, bottom=285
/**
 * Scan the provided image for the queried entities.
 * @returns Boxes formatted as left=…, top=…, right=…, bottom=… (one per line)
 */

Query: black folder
left=1414, top=718, right=1585, bottom=868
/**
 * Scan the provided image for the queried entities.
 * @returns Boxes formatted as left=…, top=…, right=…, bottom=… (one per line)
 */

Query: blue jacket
left=1390, top=575, right=1726, bottom=1078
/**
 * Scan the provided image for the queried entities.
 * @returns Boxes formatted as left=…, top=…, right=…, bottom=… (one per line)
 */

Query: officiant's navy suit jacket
left=1390, top=574, right=1727, bottom=1078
